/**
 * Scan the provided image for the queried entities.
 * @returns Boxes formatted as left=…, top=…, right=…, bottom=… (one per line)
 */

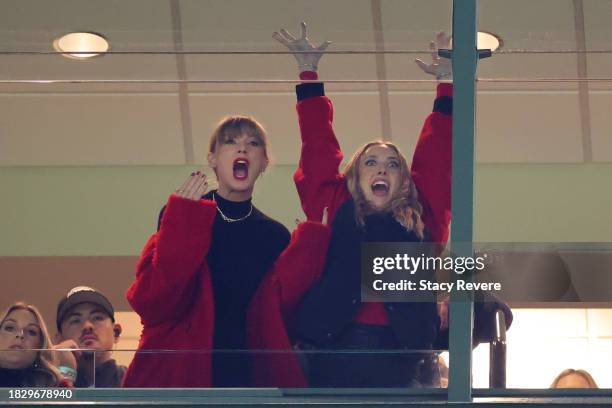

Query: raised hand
left=173, top=171, right=208, bottom=201
left=273, top=22, right=331, bottom=73
left=415, top=31, right=452, bottom=81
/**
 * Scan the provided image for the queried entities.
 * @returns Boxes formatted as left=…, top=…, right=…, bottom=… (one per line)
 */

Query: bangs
left=218, top=124, right=266, bottom=146
left=210, top=116, right=267, bottom=153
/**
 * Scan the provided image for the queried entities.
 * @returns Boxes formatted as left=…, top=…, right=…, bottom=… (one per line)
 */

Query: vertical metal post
left=447, top=0, right=478, bottom=402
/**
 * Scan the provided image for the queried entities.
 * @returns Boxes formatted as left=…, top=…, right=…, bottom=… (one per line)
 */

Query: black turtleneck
left=157, top=190, right=290, bottom=387
left=0, top=367, right=25, bottom=387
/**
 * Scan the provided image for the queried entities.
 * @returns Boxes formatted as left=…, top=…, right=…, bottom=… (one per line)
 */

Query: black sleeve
left=275, top=223, right=291, bottom=255
left=433, top=293, right=513, bottom=350
left=433, top=96, right=453, bottom=115
left=156, top=205, right=166, bottom=232
left=295, top=82, right=325, bottom=102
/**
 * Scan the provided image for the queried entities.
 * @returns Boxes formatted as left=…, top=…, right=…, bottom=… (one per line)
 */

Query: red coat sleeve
left=411, top=83, right=453, bottom=247
left=273, top=221, right=332, bottom=316
left=294, top=95, right=351, bottom=223
left=126, top=195, right=217, bottom=327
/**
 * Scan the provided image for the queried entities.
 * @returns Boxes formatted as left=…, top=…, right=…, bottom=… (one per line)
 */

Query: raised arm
left=411, top=32, right=453, bottom=247
left=126, top=173, right=215, bottom=327
left=274, top=23, right=351, bottom=222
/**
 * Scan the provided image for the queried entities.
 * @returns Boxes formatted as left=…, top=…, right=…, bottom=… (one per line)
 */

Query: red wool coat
left=122, top=195, right=331, bottom=388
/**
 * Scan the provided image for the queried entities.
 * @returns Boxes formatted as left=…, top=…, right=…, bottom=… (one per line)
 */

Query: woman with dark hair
left=123, top=116, right=292, bottom=387
left=270, top=25, right=511, bottom=387
left=0, top=302, right=72, bottom=387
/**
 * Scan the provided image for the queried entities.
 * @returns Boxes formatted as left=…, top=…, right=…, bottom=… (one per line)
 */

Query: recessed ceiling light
left=477, top=31, right=502, bottom=52
left=450, top=31, right=503, bottom=52
left=53, top=32, right=109, bottom=60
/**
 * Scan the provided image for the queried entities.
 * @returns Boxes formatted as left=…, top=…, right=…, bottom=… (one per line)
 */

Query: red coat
left=246, top=83, right=452, bottom=387
left=246, top=222, right=331, bottom=387
left=294, top=82, right=452, bottom=242
left=123, top=196, right=216, bottom=387
left=123, top=195, right=331, bottom=388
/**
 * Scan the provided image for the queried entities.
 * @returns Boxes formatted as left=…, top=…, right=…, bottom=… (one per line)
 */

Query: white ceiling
left=0, top=0, right=611, bottom=166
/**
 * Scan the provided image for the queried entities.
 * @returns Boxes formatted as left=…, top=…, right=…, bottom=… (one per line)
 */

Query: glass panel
left=0, top=0, right=455, bottom=401
left=474, top=0, right=612, bottom=391
left=112, top=349, right=446, bottom=389
left=0, top=0, right=452, bottom=83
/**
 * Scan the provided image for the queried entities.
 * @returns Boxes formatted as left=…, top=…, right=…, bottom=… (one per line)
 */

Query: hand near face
left=52, top=339, right=80, bottom=370
left=173, top=171, right=208, bottom=201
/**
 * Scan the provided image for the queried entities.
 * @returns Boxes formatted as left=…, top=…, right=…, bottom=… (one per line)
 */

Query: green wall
left=1, top=163, right=610, bottom=256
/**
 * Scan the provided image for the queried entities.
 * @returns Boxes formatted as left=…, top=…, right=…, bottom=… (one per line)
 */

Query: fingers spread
left=280, top=28, right=297, bottom=42
left=430, top=41, right=439, bottom=61
left=273, top=31, right=290, bottom=47
left=300, top=21, right=308, bottom=40
left=181, top=172, right=200, bottom=198
left=415, top=58, right=431, bottom=73
left=317, top=40, right=331, bottom=52
left=193, top=174, right=208, bottom=200
left=175, top=172, right=194, bottom=196
left=185, top=172, right=206, bottom=200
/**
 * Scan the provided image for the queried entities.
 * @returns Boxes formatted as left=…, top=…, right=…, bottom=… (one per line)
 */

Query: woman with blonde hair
left=551, top=369, right=599, bottom=389
left=271, top=24, right=453, bottom=387
left=0, top=302, right=72, bottom=387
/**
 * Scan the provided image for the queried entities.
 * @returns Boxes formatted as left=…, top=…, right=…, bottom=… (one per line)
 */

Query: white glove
left=415, top=32, right=452, bottom=81
left=273, top=22, right=331, bottom=73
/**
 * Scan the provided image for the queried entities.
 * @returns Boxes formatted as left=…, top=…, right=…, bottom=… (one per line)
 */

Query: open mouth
left=371, top=180, right=389, bottom=197
left=233, top=158, right=249, bottom=181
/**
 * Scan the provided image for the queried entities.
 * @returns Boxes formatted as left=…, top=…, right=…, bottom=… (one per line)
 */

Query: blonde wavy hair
left=550, top=369, right=599, bottom=389
left=343, top=141, right=424, bottom=239
left=0, top=302, right=61, bottom=387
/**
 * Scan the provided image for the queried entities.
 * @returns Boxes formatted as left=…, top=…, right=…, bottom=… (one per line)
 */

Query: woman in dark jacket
left=272, top=25, right=511, bottom=387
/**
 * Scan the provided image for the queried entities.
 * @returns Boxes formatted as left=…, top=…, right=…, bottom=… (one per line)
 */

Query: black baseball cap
left=56, top=286, right=115, bottom=331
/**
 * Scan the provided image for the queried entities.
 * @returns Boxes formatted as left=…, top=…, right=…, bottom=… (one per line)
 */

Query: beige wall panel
left=587, top=92, right=612, bottom=161
left=476, top=91, right=583, bottom=162
left=189, top=92, right=383, bottom=165
left=0, top=256, right=136, bottom=335
left=388, top=91, right=438, bottom=155
left=0, top=94, right=184, bottom=165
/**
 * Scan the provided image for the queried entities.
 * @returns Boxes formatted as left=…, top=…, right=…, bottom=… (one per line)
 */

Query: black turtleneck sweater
left=157, top=190, right=290, bottom=387
left=0, top=367, right=26, bottom=387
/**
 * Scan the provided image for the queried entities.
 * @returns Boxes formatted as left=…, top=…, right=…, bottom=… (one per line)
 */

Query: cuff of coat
left=160, top=195, right=217, bottom=237
left=437, top=82, right=453, bottom=98
left=299, top=71, right=319, bottom=81
left=296, top=82, right=325, bottom=102
left=433, top=83, right=453, bottom=115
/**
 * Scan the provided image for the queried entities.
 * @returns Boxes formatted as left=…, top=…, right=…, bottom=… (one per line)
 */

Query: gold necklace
left=213, top=192, right=253, bottom=223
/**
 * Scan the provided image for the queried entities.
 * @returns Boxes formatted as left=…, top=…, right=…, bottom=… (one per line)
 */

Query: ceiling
left=0, top=0, right=611, bottom=166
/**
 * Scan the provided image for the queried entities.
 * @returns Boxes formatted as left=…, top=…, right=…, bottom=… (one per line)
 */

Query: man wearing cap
left=55, top=286, right=126, bottom=388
